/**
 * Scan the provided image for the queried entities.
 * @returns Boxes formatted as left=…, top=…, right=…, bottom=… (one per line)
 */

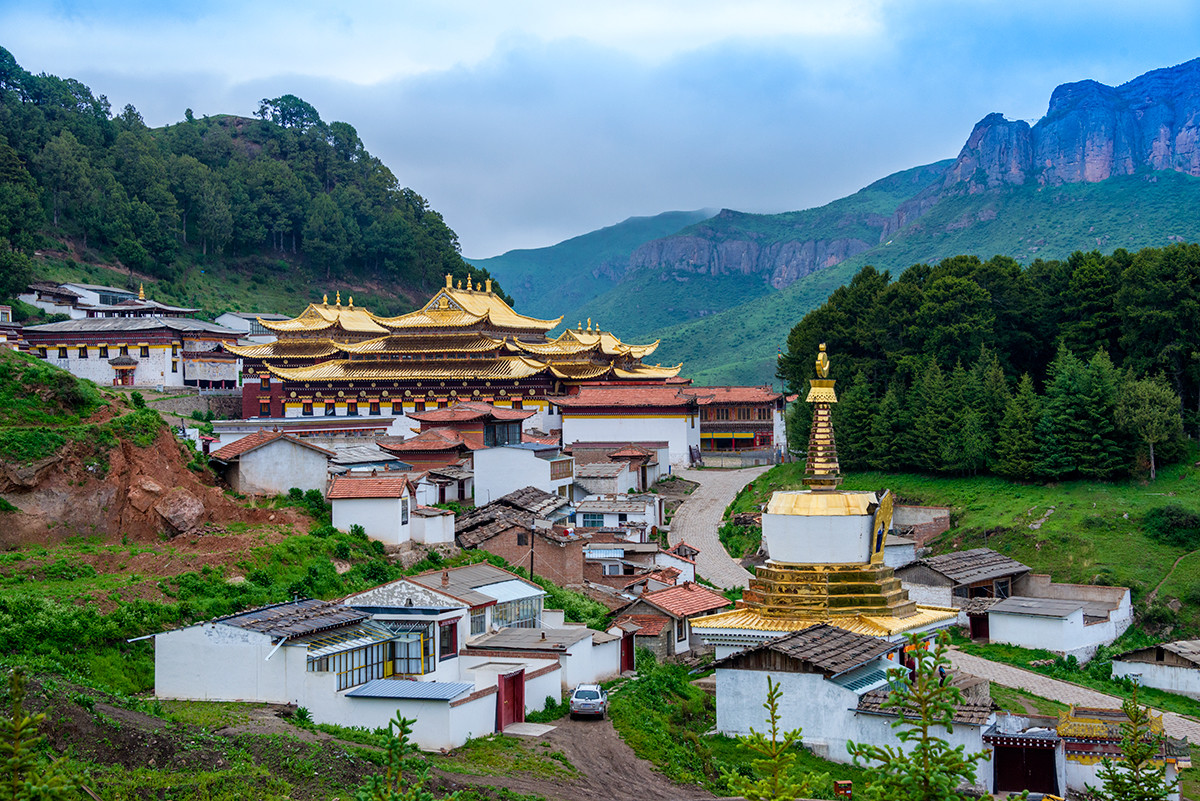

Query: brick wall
left=475, top=527, right=584, bottom=587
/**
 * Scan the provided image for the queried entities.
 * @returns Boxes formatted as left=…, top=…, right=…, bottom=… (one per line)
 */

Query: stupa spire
left=803, top=343, right=841, bottom=490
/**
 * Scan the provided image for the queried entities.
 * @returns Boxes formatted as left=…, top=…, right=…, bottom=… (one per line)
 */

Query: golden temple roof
left=613, top=364, right=684, bottom=379
left=766, top=490, right=875, bottom=517
left=224, top=340, right=341, bottom=359
left=266, top=355, right=549, bottom=382
left=260, top=296, right=388, bottom=335
left=547, top=363, right=614, bottom=380
left=688, top=605, right=958, bottom=637
left=378, top=275, right=562, bottom=332
left=339, top=334, right=506, bottom=355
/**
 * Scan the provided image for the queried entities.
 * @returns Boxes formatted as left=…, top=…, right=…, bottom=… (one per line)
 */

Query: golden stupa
left=691, top=344, right=956, bottom=644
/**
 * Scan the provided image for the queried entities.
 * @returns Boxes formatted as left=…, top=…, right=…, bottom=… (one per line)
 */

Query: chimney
left=441, top=569, right=449, bottom=587
left=540, top=631, right=547, bottom=640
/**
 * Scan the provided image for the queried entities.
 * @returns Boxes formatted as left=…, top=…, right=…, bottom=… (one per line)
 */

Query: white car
left=568, top=684, right=607, bottom=719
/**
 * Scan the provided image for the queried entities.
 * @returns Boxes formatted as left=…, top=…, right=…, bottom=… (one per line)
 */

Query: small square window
left=57, top=347, right=67, bottom=358
left=98, top=346, right=108, bottom=358
left=517, top=532, right=528, bottom=546
left=77, top=346, right=88, bottom=358
left=139, top=346, right=149, bottom=358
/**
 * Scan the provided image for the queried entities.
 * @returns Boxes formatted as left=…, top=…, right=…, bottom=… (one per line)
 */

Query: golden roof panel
left=379, top=279, right=562, bottom=332
left=340, top=334, right=505, bottom=355
left=267, top=356, right=548, bottom=382
left=557, top=328, right=660, bottom=358
left=548, top=363, right=613, bottom=379
left=613, top=364, right=684, bottom=379
left=260, top=302, right=389, bottom=335
left=688, top=605, right=957, bottom=636
left=507, top=338, right=596, bottom=356
left=766, top=490, right=875, bottom=517
left=225, top=340, right=341, bottom=359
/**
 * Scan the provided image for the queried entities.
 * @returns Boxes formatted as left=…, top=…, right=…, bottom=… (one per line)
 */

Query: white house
left=988, top=584, right=1134, bottom=663
left=572, top=462, right=631, bottom=498
left=612, top=582, right=729, bottom=660
left=553, top=386, right=702, bottom=467
left=715, top=624, right=993, bottom=790
left=465, top=626, right=624, bottom=690
left=574, top=494, right=664, bottom=530
left=209, top=430, right=334, bottom=495
left=1112, top=640, right=1200, bottom=698
left=328, top=474, right=449, bottom=546
left=153, top=587, right=562, bottom=750
left=473, top=443, right=574, bottom=505
left=214, top=312, right=291, bottom=342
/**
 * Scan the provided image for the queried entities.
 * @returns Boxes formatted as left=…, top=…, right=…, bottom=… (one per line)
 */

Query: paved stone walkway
left=667, top=466, right=769, bottom=590
left=950, top=650, right=1200, bottom=742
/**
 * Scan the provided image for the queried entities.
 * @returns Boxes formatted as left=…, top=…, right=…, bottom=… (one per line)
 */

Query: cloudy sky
left=3, top=1, right=1199, bottom=257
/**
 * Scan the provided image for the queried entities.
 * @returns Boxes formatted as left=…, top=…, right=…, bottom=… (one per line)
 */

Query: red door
left=496, top=669, right=525, bottom=731
left=620, top=632, right=635, bottom=672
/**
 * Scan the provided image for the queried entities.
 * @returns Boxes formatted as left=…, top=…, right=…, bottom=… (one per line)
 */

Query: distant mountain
left=485, top=57, right=1200, bottom=385
left=466, top=209, right=715, bottom=321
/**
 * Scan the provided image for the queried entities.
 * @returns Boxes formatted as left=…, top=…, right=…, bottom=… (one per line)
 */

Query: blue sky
left=3, top=1, right=1199, bottom=257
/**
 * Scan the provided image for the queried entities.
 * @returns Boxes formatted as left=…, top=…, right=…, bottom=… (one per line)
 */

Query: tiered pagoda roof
left=234, top=275, right=680, bottom=386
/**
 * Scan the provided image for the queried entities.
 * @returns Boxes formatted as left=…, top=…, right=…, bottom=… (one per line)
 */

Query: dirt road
left=435, top=716, right=717, bottom=801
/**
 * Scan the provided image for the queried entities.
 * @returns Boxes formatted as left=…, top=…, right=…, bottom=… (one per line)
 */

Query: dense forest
left=779, top=246, right=1199, bottom=480
left=0, top=47, right=505, bottom=310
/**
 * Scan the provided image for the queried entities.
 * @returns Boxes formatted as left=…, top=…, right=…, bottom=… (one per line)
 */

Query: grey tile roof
left=919, top=548, right=1029, bottom=585
left=860, top=688, right=993, bottom=726
left=1115, top=639, right=1200, bottom=667
left=575, top=463, right=627, bottom=478
left=216, top=599, right=366, bottom=638
left=345, top=679, right=474, bottom=700
left=24, top=316, right=240, bottom=336
left=497, top=486, right=570, bottom=516
left=468, top=627, right=593, bottom=651
left=713, top=623, right=898, bottom=675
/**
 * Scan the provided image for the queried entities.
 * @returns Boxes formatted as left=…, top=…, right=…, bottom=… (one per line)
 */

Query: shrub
left=0, top=498, right=16, bottom=513
left=1142, top=504, right=1200, bottom=548
left=130, top=391, right=146, bottom=409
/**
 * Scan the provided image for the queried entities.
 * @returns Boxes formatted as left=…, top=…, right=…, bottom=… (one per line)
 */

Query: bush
left=130, top=391, right=146, bottom=409
left=1142, top=504, right=1200, bottom=548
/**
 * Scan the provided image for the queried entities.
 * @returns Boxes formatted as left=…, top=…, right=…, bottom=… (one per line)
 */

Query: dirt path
left=1148, top=548, right=1199, bottom=604
left=434, top=717, right=718, bottom=801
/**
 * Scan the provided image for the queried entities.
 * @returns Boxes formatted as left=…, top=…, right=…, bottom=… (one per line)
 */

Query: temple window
left=415, top=401, right=425, bottom=412
left=37, top=347, right=47, bottom=358
left=369, top=401, right=380, bottom=415
left=260, top=376, right=270, bottom=390
left=737, top=407, right=751, bottom=420
left=172, top=344, right=179, bottom=357
left=757, top=406, right=771, bottom=420
left=512, top=398, right=522, bottom=410
left=78, top=346, right=88, bottom=358
left=302, top=402, right=313, bottom=416
left=57, top=347, right=68, bottom=358
left=715, top=408, right=730, bottom=421
left=325, top=403, right=335, bottom=416
left=99, top=346, right=108, bottom=358
left=171, top=360, right=178, bottom=373
left=259, top=401, right=271, bottom=417
left=119, top=345, right=129, bottom=356
left=347, top=402, right=358, bottom=416
left=139, top=345, right=149, bottom=357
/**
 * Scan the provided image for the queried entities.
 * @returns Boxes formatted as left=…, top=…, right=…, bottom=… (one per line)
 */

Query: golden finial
left=816, top=342, right=829, bottom=378
left=485, top=279, right=492, bottom=293
left=587, top=318, right=592, bottom=331
left=348, top=296, right=354, bottom=308
left=336, top=291, right=342, bottom=307
left=138, top=283, right=145, bottom=300
left=445, top=274, right=453, bottom=288
left=577, top=321, right=582, bottom=330
left=457, top=280, right=463, bottom=289
left=466, top=275, right=473, bottom=291
left=322, top=293, right=328, bottom=305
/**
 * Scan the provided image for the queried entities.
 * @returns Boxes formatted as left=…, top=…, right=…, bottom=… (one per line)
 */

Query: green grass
left=0, top=348, right=107, bottom=427
left=428, top=733, right=577, bottom=779
left=158, top=700, right=265, bottom=730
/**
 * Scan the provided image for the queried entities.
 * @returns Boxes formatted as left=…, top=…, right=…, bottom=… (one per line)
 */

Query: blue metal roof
left=585, top=549, right=625, bottom=559
left=345, top=679, right=474, bottom=701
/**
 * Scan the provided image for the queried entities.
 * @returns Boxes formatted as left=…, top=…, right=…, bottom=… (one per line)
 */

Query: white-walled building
left=214, top=312, right=291, bottom=343
left=23, top=316, right=240, bottom=388
left=574, top=494, right=664, bottom=530
left=612, top=582, right=729, bottom=660
left=473, top=443, right=574, bottom=505
left=553, top=386, right=701, bottom=467
left=209, top=430, right=333, bottom=495
left=329, top=475, right=437, bottom=545
left=988, top=585, right=1133, bottom=663
left=714, top=625, right=994, bottom=788
left=1112, top=640, right=1200, bottom=699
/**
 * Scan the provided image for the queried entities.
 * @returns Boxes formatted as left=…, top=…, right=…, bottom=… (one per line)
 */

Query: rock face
left=631, top=57, right=1200, bottom=288
left=154, top=487, right=206, bottom=536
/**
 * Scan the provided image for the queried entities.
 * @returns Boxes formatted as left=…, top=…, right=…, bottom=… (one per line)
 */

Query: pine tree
left=0, top=669, right=77, bottom=800
left=1078, top=349, right=1128, bottom=479
left=995, top=374, right=1043, bottom=480
left=847, top=631, right=990, bottom=801
left=870, top=382, right=909, bottom=472
left=354, top=712, right=455, bottom=801
left=971, top=346, right=1010, bottom=467
left=723, top=676, right=815, bottom=801
left=1037, top=346, right=1088, bottom=479
left=833, top=370, right=877, bottom=471
left=1087, top=684, right=1177, bottom=801
left=910, top=361, right=949, bottom=472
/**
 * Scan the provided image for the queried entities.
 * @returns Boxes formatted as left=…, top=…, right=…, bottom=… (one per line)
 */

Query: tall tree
left=995, top=374, right=1043, bottom=481
left=1117, top=377, right=1184, bottom=481
left=722, top=676, right=810, bottom=801
left=908, top=360, right=949, bottom=472
left=1087, top=684, right=1177, bottom=801
left=848, top=632, right=990, bottom=801
left=911, top=275, right=995, bottom=368
left=833, top=370, right=877, bottom=471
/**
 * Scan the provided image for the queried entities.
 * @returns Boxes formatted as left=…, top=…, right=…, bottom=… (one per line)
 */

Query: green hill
left=466, top=209, right=715, bottom=321
left=646, top=170, right=1200, bottom=385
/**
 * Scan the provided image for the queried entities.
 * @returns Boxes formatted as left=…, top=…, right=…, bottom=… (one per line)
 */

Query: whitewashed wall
left=560, top=414, right=697, bottom=467
left=762, top=511, right=874, bottom=564
left=474, top=447, right=571, bottom=505
left=235, top=442, right=328, bottom=495
left=155, top=624, right=295, bottom=702
left=1112, top=660, right=1200, bottom=699
left=332, top=496, right=411, bottom=545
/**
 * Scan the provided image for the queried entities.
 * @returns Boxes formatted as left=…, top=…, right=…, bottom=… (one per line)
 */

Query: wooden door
left=496, top=669, right=525, bottom=731
left=969, top=613, right=990, bottom=640
left=993, top=746, right=1057, bottom=795
left=621, top=632, right=635, bottom=672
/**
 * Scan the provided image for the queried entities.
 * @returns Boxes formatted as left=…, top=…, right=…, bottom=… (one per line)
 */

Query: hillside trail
left=1147, top=548, right=1200, bottom=604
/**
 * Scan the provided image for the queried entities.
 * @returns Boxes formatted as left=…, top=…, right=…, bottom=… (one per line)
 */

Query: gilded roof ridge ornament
left=816, top=342, right=829, bottom=378
left=348, top=296, right=354, bottom=309
left=445, top=274, right=453, bottom=288
left=322, top=294, right=328, bottom=305
left=336, top=291, right=342, bottom=307
left=138, top=282, right=145, bottom=300
left=485, top=278, right=492, bottom=294
left=466, top=275, right=473, bottom=291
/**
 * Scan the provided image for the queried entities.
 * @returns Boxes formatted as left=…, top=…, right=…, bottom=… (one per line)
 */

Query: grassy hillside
left=726, top=458, right=1200, bottom=634
left=467, top=209, right=715, bottom=321
left=648, top=170, right=1200, bottom=386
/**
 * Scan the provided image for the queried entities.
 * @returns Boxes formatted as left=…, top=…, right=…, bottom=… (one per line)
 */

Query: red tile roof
left=552, top=385, right=703, bottom=409
left=624, top=567, right=680, bottom=588
left=327, top=475, right=414, bottom=499
left=522, top=430, right=561, bottom=445
left=609, top=444, right=654, bottom=458
left=379, top=427, right=483, bottom=453
left=409, top=401, right=534, bottom=424
left=694, top=385, right=783, bottom=404
left=640, top=582, right=729, bottom=618
left=210, top=430, right=335, bottom=461
left=613, top=613, right=669, bottom=637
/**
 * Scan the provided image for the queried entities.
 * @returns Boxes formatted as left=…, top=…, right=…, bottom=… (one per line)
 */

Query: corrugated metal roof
left=217, top=599, right=366, bottom=639
left=474, top=579, right=545, bottom=603
left=990, top=596, right=1084, bottom=619
left=585, top=549, right=625, bottom=559
left=297, top=620, right=397, bottom=658
left=345, top=679, right=474, bottom=700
